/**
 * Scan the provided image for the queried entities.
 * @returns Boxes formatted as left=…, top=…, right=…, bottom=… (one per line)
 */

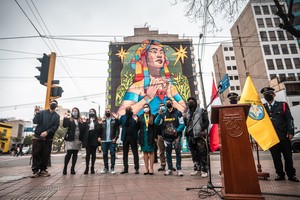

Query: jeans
left=165, top=138, right=181, bottom=170
left=102, top=142, right=116, bottom=170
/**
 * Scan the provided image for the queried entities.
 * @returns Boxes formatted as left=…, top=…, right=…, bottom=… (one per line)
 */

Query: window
left=257, top=18, right=264, bottom=28
left=286, top=32, right=294, bottom=40
left=272, top=44, right=280, bottom=55
left=232, top=66, right=237, bottom=70
left=267, top=59, right=275, bottom=70
left=230, top=86, right=235, bottom=90
left=227, top=66, right=231, bottom=70
left=234, top=76, right=239, bottom=80
left=265, top=18, right=273, bottom=27
left=292, top=2, right=300, bottom=12
left=279, top=74, right=287, bottom=82
left=254, top=6, right=261, bottom=15
left=231, top=56, right=235, bottom=60
left=224, top=47, right=228, bottom=51
left=281, top=44, right=289, bottom=54
left=295, top=15, right=300, bottom=26
left=263, top=45, right=271, bottom=55
left=225, top=56, right=230, bottom=60
left=294, top=58, right=300, bottom=69
left=229, top=76, right=233, bottom=80
left=260, top=31, right=268, bottom=41
left=262, top=5, right=270, bottom=15
left=269, top=31, right=276, bottom=41
left=292, top=102, right=300, bottom=106
left=274, top=18, right=280, bottom=27
left=285, top=58, right=293, bottom=69
left=270, top=5, right=277, bottom=14
left=290, top=44, right=298, bottom=54
left=229, top=47, right=233, bottom=51
left=287, top=73, right=296, bottom=81
left=236, top=86, right=240, bottom=90
left=270, top=74, right=277, bottom=80
left=277, top=31, right=285, bottom=41
left=276, top=59, right=284, bottom=70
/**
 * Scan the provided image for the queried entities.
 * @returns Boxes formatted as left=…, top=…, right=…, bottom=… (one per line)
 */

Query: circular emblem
left=248, top=104, right=264, bottom=120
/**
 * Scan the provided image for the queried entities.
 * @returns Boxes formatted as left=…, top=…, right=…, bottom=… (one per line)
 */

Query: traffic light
left=50, top=84, right=64, bottom=99
left=35, top=53, right=50, bottom=85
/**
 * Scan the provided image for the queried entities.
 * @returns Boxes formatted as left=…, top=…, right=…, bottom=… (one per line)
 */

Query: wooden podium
left=211, top=104, right=264, bottom=200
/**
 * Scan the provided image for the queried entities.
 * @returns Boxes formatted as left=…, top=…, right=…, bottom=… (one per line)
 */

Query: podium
left=211, top=104, right=264, bottom=200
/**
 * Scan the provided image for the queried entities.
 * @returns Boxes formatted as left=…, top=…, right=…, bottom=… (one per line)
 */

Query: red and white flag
left=209, top=77, right=222, bottom=152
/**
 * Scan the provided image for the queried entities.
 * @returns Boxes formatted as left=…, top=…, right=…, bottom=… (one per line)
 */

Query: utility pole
left=45, top=52, right=56, bottom=109
left=198, top=34, right=207, bottom=108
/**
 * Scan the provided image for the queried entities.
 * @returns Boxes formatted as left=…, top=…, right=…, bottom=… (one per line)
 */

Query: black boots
left=71, top=166, right=76, bottom=175
left=63, top=166, right=67, bottom=175
left=84, top=167, right=89, bottom=174
left=91, top=167, right=95, bottom=174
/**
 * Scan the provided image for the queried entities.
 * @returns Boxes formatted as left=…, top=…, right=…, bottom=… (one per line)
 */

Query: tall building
left=213, top=43, right=240, bottom=104
left=286, top=0, right=300, bottom=44
left=107, top=27, right=199, bottom=115
left=229, top=0, right=300, bottom=106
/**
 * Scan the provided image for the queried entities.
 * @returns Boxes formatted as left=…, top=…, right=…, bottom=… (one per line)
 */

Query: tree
left=23, top=135, right=33, bottom=146
left=174, top=0, right=300, bottom=38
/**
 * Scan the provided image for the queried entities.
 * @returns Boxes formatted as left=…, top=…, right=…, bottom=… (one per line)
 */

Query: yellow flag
left=239, top=76, right=279, bottom=150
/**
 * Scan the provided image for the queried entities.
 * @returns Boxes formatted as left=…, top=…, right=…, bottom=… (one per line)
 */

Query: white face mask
left=144, top=108, right=150, bottom=113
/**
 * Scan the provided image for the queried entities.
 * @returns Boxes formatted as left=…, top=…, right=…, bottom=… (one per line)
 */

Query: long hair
left=71, top=107, right=81, bottom=122
left=88, top=108, right=98, bottom=122
left=143, top=103, right=153, bottom=125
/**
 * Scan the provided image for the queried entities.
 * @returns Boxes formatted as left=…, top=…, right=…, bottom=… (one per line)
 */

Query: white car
left=22, top=146, right=32, bottom=155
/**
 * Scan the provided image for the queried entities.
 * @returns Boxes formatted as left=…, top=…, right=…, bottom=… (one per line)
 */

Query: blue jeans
left=101, top=142, right=116, bottom=170
left=166, top=139, right=181, bottom=170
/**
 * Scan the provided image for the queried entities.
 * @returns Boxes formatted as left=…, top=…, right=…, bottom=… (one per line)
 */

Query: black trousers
left=269, top=140, right=296, bottom=178
left=188, top=136, right=208, bottom=172
left=122, top=136, right=139, bottom=170
left=32, top=139, right=52, bottom=172
left=85, top=146, right=97, bottom=168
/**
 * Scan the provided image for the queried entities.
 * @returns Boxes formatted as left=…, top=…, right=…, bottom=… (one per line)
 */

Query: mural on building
left=109, top=39, right=196, bottom=116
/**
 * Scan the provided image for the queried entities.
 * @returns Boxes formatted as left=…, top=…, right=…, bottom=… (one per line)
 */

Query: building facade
left=0, top=122, right=12, bottom=153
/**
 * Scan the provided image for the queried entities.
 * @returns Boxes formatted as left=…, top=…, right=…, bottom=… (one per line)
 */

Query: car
left=291, top=131, right=300, bottom=153
left=22, top=146, right=32, bottom=155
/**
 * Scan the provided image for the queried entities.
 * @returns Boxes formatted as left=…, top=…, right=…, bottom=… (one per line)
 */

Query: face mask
left=105, top=112, right=111, bottom=117
left=72, top=111, right=78, bottom=119
left=50, top=103, right=56, bottom=110
left=188, top=101, right=196, bottom=109
left=144, top=108, right=149, bottom=113
left=125, top=109, right=133, bottom=116
left=230, top=100, right=238, bottom=105
left=166, top=102, right=172, bottom=109
left=264, top=94, right=274, bottom=101
left=89, top=113, right=95, bottom=118
left=160, top=106, right=166, bottom=112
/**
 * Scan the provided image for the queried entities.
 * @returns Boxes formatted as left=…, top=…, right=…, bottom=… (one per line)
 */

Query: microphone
left=217, top=84, right=223, bottom=94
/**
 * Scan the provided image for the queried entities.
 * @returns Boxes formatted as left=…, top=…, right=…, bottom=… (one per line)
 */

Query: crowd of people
left=29, top=87, right=299, bottom=183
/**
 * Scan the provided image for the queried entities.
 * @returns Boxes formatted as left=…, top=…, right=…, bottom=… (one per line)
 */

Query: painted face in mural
left=146, top=44, right=165, bottom=70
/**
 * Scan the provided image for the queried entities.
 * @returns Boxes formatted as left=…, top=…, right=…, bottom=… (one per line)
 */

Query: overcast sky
left=0, top=0, right=241, bottom=121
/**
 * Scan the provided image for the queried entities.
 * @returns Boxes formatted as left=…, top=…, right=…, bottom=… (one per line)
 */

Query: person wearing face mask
left=62, top=107, right=83, bottom=175
left=119, top=106, right=140, bottom=174
left=137, top=104, right=156, bottom=175
left=99, top=109, right=119, bottom=175
left=31, top=100, right=60, bottom=178
left=184, top=97, right=209, bottom=177
left=227, top=92, right=239, bottom=105
left=261, top=87, right=299, bottom=182
left=154, top=98, right=185, bottom=176
left=81, top=108, right=102, bottom=175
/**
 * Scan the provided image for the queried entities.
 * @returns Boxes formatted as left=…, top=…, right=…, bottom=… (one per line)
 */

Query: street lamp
left=91, top=101, right=101, bottom=117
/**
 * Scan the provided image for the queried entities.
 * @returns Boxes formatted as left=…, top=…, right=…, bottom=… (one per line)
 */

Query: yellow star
left=116, top=47, right=129, bottom=64
left=172, top=45, right=188, bottom=66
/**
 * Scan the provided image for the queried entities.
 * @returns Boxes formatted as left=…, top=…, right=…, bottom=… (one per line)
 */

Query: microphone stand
left=186, top=89, right=223, bottom=199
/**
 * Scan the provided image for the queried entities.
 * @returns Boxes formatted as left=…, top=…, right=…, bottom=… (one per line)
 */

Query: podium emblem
left=248, top=104, right=264, bottom=120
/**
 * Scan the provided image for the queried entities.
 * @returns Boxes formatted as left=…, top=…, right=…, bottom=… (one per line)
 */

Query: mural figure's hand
left=146, top=78, right=160, bottom=99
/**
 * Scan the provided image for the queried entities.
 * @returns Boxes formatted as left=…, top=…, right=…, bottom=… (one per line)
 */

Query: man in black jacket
left=31, top=100, right=60, bottom=178
left=261, top=87, right=299, bottom=182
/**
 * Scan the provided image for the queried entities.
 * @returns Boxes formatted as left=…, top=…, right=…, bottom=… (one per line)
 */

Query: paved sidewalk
left=0, top=151, right=299, bottom=200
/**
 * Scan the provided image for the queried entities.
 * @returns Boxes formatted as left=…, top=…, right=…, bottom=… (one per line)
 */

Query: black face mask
left=105, top=112, right=111, bottom=117
left=166, top=103, right=172, bottom=108
left=125, top=109, right=133, bottom=116
left=89, top=113, right=95, bottom=118
left=50, top=103, right=56, bottom=110
left=230, top=100, right=238, bottom=105
left=264, top=94, right=274, bottom=101
left=188, top=101, right=196, bottom=109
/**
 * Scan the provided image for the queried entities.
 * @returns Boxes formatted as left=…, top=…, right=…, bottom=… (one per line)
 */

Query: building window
left=292, top=102, right=300, bottom=106
left=230, top=86, right=235, bottom=90
left=231, top=56, right=235, bottom=60
left=262, top=5, right=270, bottom=15
left=232, top=65, right=237, bottom=70
left=274, top=18, right=280, bottom=27
left=268, top=31, right=276, bottom=41
left=290, top=44, right=298, bottom=54
left=279, top=74, right=286, bottom=82
left=270, top=5, right=277, bottom=14
left=281, top=44, right=289, bottom=54
left=224, top=47, right=228, bottom=51
left=229, top=76, right=233, bottom=80
left=272, top=44, right=280, bottom=55
left=295, top=16, right=300, bottom=26
left=276, top=59, right=284, bottom=70
left=236, top=86, right=240, bottom=90
left=225, top=56, right=230, bottom=60
left=286, top=32, right=294, bottom=40
left=287, top=73, right=296, bottom=81
left=294, top=58, right=300, bottom=69
left=234, top=76, right=239, bottom=80
left=229, top=47, right=233, bottom=51
left=254, top=6, right=262, bottom=15
left=263, top=45, right=271, bottom=55
left=227, top=66, right=231, bottom=70
left=257, top=18, right=264, bottom=28
left=292, top=2, right=300, bottom=12
left=284, top=58, right=293, bottom=69
left=260, top=31, right=268, bottom=41
left=270, top=74, right=277, bottom=80
left=267, top=59, right=275, bottom=70
left=265, top=18, right=273, bottom=27
left=277, top=31, right=285, bottom=41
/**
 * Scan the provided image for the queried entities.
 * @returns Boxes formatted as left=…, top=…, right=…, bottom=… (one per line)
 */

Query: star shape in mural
left=116, top=47, right=129, bottom=64
left=172, top=45, right=188, bottom=66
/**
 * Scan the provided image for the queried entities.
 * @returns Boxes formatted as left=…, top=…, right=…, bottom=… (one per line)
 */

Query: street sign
left=218, top=74, right=230, bottom=94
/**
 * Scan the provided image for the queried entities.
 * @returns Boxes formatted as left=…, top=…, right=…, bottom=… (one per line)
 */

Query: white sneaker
left=201, top=171, right=208, bottom=178
left=190, top=171, right=201, bottom=176
left=164, top=170, right=172, bottom=176
left=100, top=168, right=108, bottom=174
left=110, top=169, right=116, bottom=175
left=177, top=170, right=184, bottom=176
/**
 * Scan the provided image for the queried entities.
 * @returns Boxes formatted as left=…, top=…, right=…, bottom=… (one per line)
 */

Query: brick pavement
left=0, top=151, right=299, bottom=200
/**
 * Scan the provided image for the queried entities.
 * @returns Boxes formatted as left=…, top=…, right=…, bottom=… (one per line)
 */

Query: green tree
left=23, top=135, right=33, bottom=146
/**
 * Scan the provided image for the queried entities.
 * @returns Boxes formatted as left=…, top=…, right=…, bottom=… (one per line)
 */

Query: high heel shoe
left=144, top=170, right=149, bottom=175
left=63, top=167, right=67, bottom=175
left=149, top=170, right=154, bottom=175
left=71, top=167, right=76, bottom=175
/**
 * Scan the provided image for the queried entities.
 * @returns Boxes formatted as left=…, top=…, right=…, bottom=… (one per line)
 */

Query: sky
left=0, top=0, right=244, bottom=121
